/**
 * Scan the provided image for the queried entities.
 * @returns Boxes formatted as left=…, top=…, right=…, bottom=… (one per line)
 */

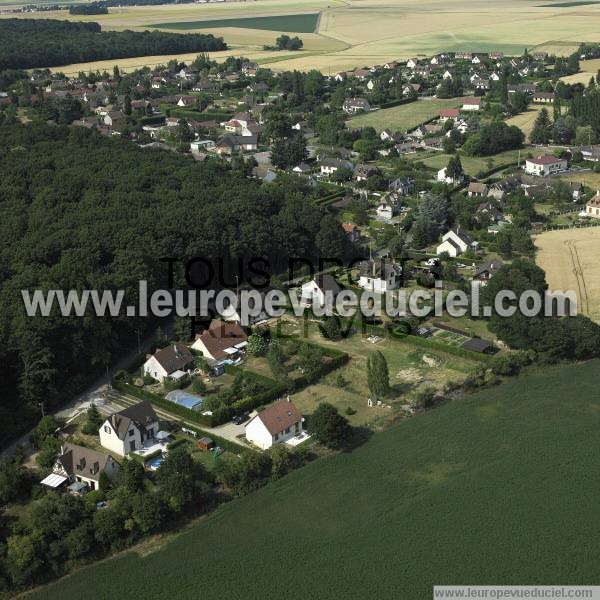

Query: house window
left=295, top=422, right=300, bottom=433
left=104, top=426, right=110, bottom=433
left=285, top=427, right=290, bottom=434
left=274, top=433, right=279, bottom=441
left=129, top=429, right=134, bottom=437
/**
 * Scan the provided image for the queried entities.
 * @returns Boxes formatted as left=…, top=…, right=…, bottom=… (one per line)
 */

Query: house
left=176, top=95, right=197, bottom=108
left=403, top=83, right=421, bottom=96
left=384, top=61, right=399, bottom=69
left=508, top=83, right=538, bottom=95
left=342, top=97, right=371, bottom=114
left=41, top=443, right=120, bottom=493
left=245, top=399, right=303, bottom=450
left=103, top=110, right=126, bottom=129
left=215, top=134, right=258, bottom=154
left=578, top=145, right=600, bottom=162
left=99, top=401, right=159, bottom=457
left=475, top=201, right=504, bottom=223
left=414, top=65, right=432, bottom=78
left=191, top=320, right=248, bottom=362
left=376, top=200, right=395, bottom=222
left=251, top=166, right=278, bottom=183
left=437, top=167, right=464, bottom=185
left=143, top=343, right=194, bottom=383
left=472, top=78, right=490, bottom=92
left=389, top=176, right=415, bottom=196
left=342, top=222, right=360, bottom=243
left=436, top=228, right=477, bottom=257
left=488, top=176, right=521, bottom=201
left=320, top=158, right=353, bottom=176
left=462, top=97, right=481, bottom=111
left=524, top=155, right=567, bottom=176
left=472, top=259, right=504, bottom=285
left=358, top=258, right=402, bottom=293
left=456, top=51, right=473, bottom=60
left=471, top=55, right=482, bottom=64
left=532, top=91, right=555, bottom=104
left=442, top=70, right=453, bottom=80
left=439, top=108, right=460, bottom=121
left=467, top=182, right=489, bottom=198
left=353, top=164, right=380, bottom=181
left=292, top=162, right=312, bottom=174
left=406, top=58, right=419, bottom=69
left=220, top=293, right=269, bottom=325
left=489, top=51, right=504, bottom=60
left=585, top=192, right=600, bottom=218
left=300, top=274, right=341, bottom=306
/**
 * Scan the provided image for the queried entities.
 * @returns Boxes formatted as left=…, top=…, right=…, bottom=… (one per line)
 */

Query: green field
left=347, top=99, right=462, bottom=133
left=30, top=360, right=600, bottom=599
left=148, top=13, right=320, bottom=33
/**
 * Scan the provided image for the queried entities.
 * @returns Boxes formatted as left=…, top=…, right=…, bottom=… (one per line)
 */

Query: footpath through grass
left=31, top=360, right=600, bottom=599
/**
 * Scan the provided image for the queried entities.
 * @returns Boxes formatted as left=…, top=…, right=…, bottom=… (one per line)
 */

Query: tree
left=309, top=403, right=351, bottom=449
left=82, top=404, right=103, bottom=435
left=270, top=133, right=307, bottom=169
left=529, top=108, right=552, bottom=144
left=247, top=332, right=269, bottom=356
left=366, top=350, right=390, bottom=401
left=446, top=154, right=464, bottom=181
left=118, top=459, right=145, bottom=494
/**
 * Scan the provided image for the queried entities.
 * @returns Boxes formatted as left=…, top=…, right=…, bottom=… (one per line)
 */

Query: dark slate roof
left=153, top=342, right=194, bottom=374
left=462, top=338, right=495, bottom=353
left=107, top=401, right=158, bottom=440
left=315, top=274, right=341, bottom=295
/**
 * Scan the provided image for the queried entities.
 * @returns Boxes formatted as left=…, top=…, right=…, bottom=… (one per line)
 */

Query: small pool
left=146, top=454, right=166, bottom=471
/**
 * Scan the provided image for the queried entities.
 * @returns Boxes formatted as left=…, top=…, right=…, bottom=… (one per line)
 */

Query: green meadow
left=148, top=13, right=320, bottom=33
left=30, top=360, right=600, bottom=599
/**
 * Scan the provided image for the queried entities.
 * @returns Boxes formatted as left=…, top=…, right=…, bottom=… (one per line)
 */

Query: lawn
left=147, top=13, right=320, bottom=33
left=31, top=360, right=600, bottom=599
left=271, top=316, right=478, bottom=426
left=347, top=99, right=462, bottom=133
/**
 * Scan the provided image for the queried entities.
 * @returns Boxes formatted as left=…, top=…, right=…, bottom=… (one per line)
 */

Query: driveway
left=201, top=421, right=249, bottom=446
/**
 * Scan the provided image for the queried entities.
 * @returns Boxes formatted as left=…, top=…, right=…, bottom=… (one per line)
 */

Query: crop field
left=506, top=106, right=547, bottom=139
left=148, top=13, right=319, bottom=33
left=29, top=360, right=600, bottom=599
left=535, top=227, right=600, bottom=322
left=347, top=98, right=462, bottom=133
left=5, top=0, right=600, bottom=72
left=560, top=57, right=600, bottom=84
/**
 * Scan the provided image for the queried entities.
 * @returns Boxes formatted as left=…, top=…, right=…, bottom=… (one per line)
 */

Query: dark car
left=232, top=413, right=249, bottom=425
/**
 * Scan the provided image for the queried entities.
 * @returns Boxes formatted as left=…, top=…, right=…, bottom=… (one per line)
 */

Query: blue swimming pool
left=146, top=454, right=165, bottom=471
left=165, top=389, right=204, bottom=410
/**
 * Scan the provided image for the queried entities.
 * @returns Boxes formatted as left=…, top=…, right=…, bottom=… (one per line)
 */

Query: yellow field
left=535, top=227, right=600, bottom=322
left=560, top=57, right=600, bottom=84
left=506, top=107, right=546, bottom=139
left=564, top=171, right=600, bottom=188
left=5, top=0, right=600, bottom=73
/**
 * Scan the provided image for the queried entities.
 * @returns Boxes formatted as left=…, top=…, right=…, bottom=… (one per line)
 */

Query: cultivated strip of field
left=535, top=227, right=600, bottom=321
left=147, top=13, right=320, bottom=33
left=29, top=360, right=600, bottom=599
left=560, top=57, right=600, bottom=84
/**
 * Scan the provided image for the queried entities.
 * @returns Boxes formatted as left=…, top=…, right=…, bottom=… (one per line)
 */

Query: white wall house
left=143, top=342, right=194, bottom=383
left=358, top=259, right=402, bottom=293
left=99, top=401, right=159, bottom=457
left=191, top=320, right=248, bottom=362
left=436, top=229, right=477, bottom=258
left=300, top=274, right=341, bottom=307
left=43, top=443, right=120, bottom=492
left=245, top=399, right=303, bottom=450
left=524, top=156, right=567, bottom=176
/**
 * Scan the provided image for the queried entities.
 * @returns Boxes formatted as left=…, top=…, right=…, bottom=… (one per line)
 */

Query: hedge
left=394, top=333, right=491, bottom=362
left=178, top=423, right=255, bottom=455
left=139, top=115, right=165, bottom=126
left=111, top=379, right=215, bottom=427
left=377, top=97, right=417, bottom=110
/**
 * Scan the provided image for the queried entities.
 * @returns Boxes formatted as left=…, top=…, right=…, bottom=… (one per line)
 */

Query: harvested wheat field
left=535, top=227, right=600, bottom=322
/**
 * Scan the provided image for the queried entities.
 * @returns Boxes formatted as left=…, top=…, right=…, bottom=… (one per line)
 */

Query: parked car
left=232, top=413, right=250, bottom=425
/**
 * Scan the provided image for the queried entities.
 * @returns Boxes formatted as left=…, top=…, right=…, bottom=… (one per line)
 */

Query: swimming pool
left=165, top=389, right=204, bottom=410
left=146, top=454, right=165, bottom=471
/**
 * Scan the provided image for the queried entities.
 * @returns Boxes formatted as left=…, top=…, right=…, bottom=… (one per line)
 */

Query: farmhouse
left=532, top=92, right=555, bottom=104
left=320, top=158, right=353, bottom=176
left=191, top=320, right=248, bottom=362
left=358, top=259, right=402, bottom=293
left=462, top=97, right=481, bottom=111
left=524, top=155, right=567, bottom=176
left=143, top=343, right=194, bottom=383
left=585, top=192, right=600, bottom=218
left=467, top=182, right=489, bottom=198
left=342, top=97, right=371, bottom=114
left=437, top=229, right=477, bottom=257
left=300, top=274, right=341, bottom=307
left=99, top=401, right=159, bottom=457
left=439, top=108, right=460, bottom=121
left=579, top=145, right=600, bottom=162
left=389, top=176, right=415, bottom=195
left=245, top=399, right=303, bottom=450
left=41, top=443, right=120, bottom=493
left=342, top=222, right=360, bottom=243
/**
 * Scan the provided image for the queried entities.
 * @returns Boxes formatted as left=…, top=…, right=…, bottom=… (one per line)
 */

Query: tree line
left=0, top=19, right=227, bottom=70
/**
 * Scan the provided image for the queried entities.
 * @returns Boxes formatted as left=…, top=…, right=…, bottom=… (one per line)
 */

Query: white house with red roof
left=245, top=399, right=303, bottom=449
left=524, top=155, right=567, bottom=176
